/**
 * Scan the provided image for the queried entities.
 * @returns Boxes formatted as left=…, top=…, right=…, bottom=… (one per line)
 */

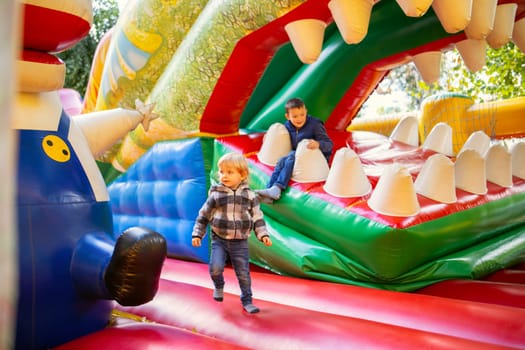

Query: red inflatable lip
left=22, top=3, right=91, bottom=54
left=21, top=50, right=63, bottom=65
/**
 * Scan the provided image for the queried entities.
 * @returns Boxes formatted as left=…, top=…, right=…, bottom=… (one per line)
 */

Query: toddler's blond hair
left=218, top=153, right=249, bottom=178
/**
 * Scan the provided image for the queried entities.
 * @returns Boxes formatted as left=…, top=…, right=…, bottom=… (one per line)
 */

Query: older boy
left=256, top=97, right=333, bottom=201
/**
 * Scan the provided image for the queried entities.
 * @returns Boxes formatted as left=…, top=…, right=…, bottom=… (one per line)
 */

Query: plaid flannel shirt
left=192, top=182, right=269, bottom=241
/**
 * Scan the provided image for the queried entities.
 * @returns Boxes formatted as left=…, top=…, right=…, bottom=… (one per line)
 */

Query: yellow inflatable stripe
left=348, top=115, right=404, bottom=137
left=111, top=309, right=153, bottom=323
left=196, top=131, right=240, bottom=138
left=116, top=46, right=137, bottom=81
left=128, top=117, right=194, bottom=149
left=468, top=96, right=525, bottom=139
left=122, top=21, right=162, bottom=54
left=107, top=63, right=119, bottom=94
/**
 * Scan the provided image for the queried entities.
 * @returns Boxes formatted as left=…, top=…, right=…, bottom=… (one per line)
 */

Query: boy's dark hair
left=285, top=97, right=306, bottom=112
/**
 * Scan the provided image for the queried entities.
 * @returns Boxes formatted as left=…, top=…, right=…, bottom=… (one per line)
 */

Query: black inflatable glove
left=104, top=226, right=167, bottom=306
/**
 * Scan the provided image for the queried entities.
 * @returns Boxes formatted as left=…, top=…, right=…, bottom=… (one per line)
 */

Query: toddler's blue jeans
left=209, top=234, right=253, bottom=306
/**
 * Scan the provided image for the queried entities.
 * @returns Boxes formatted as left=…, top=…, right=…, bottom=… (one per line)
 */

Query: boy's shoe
left=213, top=288, right=224, bottom=302
left=255, top=185, right=281, bottom=200
left=243, top=303, right=260, bottom=314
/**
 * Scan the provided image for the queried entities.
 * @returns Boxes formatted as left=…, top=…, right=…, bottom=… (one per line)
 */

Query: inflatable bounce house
left=3, top=0, right=525, bottom=348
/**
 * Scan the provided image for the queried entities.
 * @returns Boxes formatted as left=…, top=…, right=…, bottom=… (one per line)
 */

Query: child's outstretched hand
left=306, top=140, right=319, bottom=150
left=262, top=236, right=272, bottom=247
left=192, top=237, right=202, bottom=247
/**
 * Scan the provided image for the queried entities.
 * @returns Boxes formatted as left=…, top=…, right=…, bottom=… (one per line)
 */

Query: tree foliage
left=57, top=0, right=118, bottom=97
left=449, top=43, right=525, bottom=101
left=359, top=42, right=525, bottom=118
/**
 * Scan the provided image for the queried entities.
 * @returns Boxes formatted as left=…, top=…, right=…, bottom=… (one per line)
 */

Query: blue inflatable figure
left=13, top=1, right=167, bottom=349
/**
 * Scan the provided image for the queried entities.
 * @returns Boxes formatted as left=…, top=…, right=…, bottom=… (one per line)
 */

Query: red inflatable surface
left=416, top=279, right=525, bottom=308
left=54, top=322, right=250, bottom=350
left=55, top=258, right=525, bottom=349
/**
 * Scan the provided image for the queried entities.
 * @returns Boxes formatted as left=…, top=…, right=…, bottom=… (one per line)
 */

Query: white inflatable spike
left=459, top=130, right=490, bottom=157
left=511, top=142, right=525, bottom=179
left=512, top=17, right=525, bottom=54
left=328, top=0, right=375, bottom=44
left=459, top=130, right=490, bottom=158
left=422, top=122, right=454, bottom=156
left=486, top=144, right=512, bottom=187
left=323, top=147, right=372, bottom=198
left=413, top=51, right=442, bottom=84
left=285, top=19, right=327, bottom=64
left=292, top=139, right=330, bottom=183
left=368, top=163, right=420, bottom=217
left=486, top=3, right=518, bottom=49
left=74, top=101, right=157, bottom=158
left=415, top=154, right=457, bottom=203
left=390, top=115, right=419, bottom=146
left=455, top=39, right=487, bottom=73
left=395, top=0, right=433, bottom=17
left=432, top=0, right=473, bottom=33
left=464, top=0, right=498, bottom=39
left=455, top=149, right=488, bottom=194
left=257, top=123, right=292, bottom=166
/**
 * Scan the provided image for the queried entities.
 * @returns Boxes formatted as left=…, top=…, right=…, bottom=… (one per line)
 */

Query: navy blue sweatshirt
left=284, top=115, right=333, bottom=160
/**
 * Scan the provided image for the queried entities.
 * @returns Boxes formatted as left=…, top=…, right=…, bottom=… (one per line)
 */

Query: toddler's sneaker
left=213, top=288, right=224, bottom=302
left=243, top=303, right=260, bottom=314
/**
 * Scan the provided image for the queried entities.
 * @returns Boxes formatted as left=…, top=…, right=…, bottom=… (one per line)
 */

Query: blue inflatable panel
left=109, top=138, right=210, bottom=262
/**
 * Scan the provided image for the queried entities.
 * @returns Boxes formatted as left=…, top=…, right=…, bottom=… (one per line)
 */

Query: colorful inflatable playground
left=4, top=0, right=525, bottom=348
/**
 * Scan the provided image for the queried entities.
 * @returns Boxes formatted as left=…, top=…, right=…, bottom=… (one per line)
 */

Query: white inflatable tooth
left=511, top=142, right=525, bottom=180
left=368, top=163, right=420, bottom=217
left=415, top=154, right=457, bottom=203
left=390, top=115, right=419, bottom=146
left=285, top=19, right=327, bottom=64
left=486, top=144, right=512, bottom=187
left=422, top=122, right=454, bottom=156
left=324, top=147, right=371, bottom=198
left=455, top=149, right=487, bottom=194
